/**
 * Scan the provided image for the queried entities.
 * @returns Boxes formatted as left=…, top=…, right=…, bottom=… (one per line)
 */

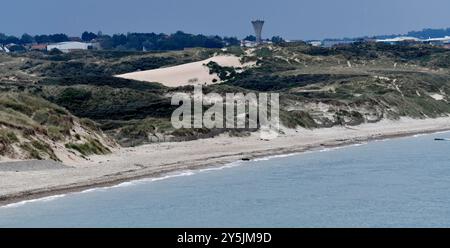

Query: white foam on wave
left=1, top=194, right=66, bottom=209
left=253, top=153, right=302, bottom=162
left=81, top=188, right=104, bottom=193
left=1, top=171, right=201, bottom=209
left=430, top=130, right=450, bottom=136
left=251, top=142, right=369, bottom=163
left=318, top=142, right=367, bottom=153
left=413, top=133, right=426, bottom=138
left=198, top=161, right=243, bottom=172
left=91, top=171, right=197, bottom=190
left=373, top=138, right=390, bottom=143
left=149, top=171, right=196, bottom=182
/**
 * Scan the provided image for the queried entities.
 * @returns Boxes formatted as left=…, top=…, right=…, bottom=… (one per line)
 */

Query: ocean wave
left=96, top=171, right=197, bottom=189
left=1, top=194, right=66, bottom=209
left=1, top=171, right=201, bottom=209
left=198, top=161, right=243, bottom=172
left=318, top=142, right=367, bottom=152
left=252, top=153, right=302, bottom=162
left=413, top=133, right=426, bottom=138
left=430, top=130, right=450, bottom=136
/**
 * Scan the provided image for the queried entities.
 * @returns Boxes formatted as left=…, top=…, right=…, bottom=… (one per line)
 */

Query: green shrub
left=205, top=61, right=237, bottom=81
left=20, top=143, right=42, bottom=160
left=0, top=130, right=19, bottom=145
left=65, top=139, right=111, bottom=156
left=57, top=88, right=92, bottom=104
left=47, top=126, right=66, bottom=141
left=254, top=47, right=273, bottom=57
left=280, top=110, right=318, bottom=129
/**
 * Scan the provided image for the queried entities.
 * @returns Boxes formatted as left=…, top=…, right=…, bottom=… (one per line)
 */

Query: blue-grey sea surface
left=1, top=132, right=450, bottom=227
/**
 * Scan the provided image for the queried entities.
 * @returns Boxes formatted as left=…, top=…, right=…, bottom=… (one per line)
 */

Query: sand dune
left=115, top=55, right=254, bottom=87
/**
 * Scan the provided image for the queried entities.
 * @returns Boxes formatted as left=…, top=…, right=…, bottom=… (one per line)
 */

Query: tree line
left=1, top=31, right=287, bottom=51
left=0, top=33, right=70, bottom=45
left=96, top=31, right=240, bottom=51
left=0, top=31, right=243, bottom=51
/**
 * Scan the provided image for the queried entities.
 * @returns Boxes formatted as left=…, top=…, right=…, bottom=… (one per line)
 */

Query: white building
left=308, top=41, right=323, bottom=47
left=0, top=45, right=9, bottom=53
left=423, top=36, right=450, bottom=45
left=47, top=41, right=93, bottom=53
left=375, top=36, right=450, bottom=46
left=376, top=36, right=421, bottom=44
left=240, top=40, right=258, bottom=48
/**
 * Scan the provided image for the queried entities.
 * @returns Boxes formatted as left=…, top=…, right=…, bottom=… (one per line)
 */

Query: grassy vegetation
left=227, top=73, right=364, bottom=91
left=31, top=140, right=59, bottom=161
left=205, top=61, right=237, bottom=81
left=40, top=76, right=165, bottom=91
left=221, top=46, right=245, bottom=56
left=0, top=130, right=19, bottom=143
left=280, top=110, right=318, bottom=129
left=24, top=49, right=218, bottom=77
left=65, top=138, right=111, bottom=156
left=2, top=43, right=450, bottom=155
left=45, top=86, right=175, bottom=120
left=0, top=91, right=108, bottom=160
left=102, top=118, right=174, bottom=146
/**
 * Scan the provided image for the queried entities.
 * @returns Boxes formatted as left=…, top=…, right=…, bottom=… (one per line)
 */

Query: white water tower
left=252, top=20, right=265, bottom=44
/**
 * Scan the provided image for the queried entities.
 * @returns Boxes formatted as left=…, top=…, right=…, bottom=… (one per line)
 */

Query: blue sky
left=3, top=0, right=450, bottom=40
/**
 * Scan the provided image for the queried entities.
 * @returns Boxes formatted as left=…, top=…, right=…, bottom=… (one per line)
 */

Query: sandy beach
left=1, top=117, right=450, bottom=206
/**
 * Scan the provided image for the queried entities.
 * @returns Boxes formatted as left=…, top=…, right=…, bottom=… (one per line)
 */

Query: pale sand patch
left=1, top=117, right=450, bottom=205
left=115, top=55, right=255, bottom=87
left=0, top=160, right=70, bottom=172
left=429, top=93, right=445, bottom=101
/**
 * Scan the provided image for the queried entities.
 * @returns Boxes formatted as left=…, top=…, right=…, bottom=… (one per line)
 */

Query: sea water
left=1, top=132, right=450, bottom=227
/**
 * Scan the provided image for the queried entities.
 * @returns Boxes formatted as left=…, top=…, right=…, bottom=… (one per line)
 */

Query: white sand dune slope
left=115, top=55, right=254, bottom=87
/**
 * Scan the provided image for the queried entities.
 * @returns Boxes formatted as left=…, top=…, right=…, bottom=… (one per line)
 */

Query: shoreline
left=1, top=118, right=450, bottom=207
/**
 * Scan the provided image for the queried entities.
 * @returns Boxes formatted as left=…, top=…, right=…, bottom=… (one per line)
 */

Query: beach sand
left=1, top=117, right=450, bottom=206
left=115, top=55, right=255, bottom=87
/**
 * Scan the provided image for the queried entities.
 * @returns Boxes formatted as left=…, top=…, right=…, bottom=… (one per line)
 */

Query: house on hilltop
left=0, top=45, right=9, bottom=53
left=30, top=44, right=47, bottom=51
left=47, top=41, right=93, bottom=53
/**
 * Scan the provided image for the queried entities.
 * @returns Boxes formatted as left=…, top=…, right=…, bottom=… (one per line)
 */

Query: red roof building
left=30, top=44, right=47, bottom=51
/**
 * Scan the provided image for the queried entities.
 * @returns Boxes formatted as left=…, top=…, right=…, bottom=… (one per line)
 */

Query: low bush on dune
left=0, top=92, right=110, bottom=161
left=65, top=138, right=111, bottom=156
